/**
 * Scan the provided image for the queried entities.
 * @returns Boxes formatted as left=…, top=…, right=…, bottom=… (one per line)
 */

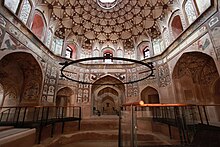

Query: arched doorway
left=97, top=87, right=118, bottom=115
left=56, top=87, right=73, bottom=106
left=0, top=52, right=43, bottom=106
left=92, top=76, right=125, bottom=116
left=141, top=86, right=160, bottom=104
left=172, top=52, right=220, bottom=121
left=56, top=87, right=73, bottom=117
left=140, top=87, right=159, bottom=117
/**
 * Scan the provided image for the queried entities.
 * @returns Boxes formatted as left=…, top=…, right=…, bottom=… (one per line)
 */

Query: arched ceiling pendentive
left=42, top=0, right=175, bottom=46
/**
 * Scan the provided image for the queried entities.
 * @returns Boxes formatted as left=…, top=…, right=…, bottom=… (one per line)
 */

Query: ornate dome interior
left=42, top=0, right=175, bottom=51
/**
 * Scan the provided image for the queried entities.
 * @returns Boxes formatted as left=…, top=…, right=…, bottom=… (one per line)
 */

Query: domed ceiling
left=43, top=0, right=175, bottom=46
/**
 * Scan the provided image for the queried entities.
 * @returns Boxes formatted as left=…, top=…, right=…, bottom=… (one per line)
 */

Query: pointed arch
left=4, top=0, right=21, bottom=14
left=137, top=41, right=152, bottom=59
left=92, top=75, right=125, bottom=115
left=0, top=52, right=43, bottom=105
left=56, top=87, right=73, bottom=106
left=172, top=52, right=219, bottom=104
left=65, top=43, right=77, bottom=59
left=182, top=0, right=211, bottom=25
left=141, top=86, right=160, bottom=104
left=102, top=47, right=115, bottom=63
left=169, top=10, right=184, bottom=39
left=31, top=10, right=46, bottom=40
left=19, top=0, right=32, bottom=24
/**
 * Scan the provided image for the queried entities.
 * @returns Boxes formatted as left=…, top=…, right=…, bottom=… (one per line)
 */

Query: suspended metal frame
left=60, top=56, right=155, bottom=85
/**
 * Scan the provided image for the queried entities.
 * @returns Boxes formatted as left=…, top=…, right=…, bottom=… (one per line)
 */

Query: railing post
left=78, top=107, right=81, bottom=131
left=51, top=123, right=55, bottom=138
left=61, top=107, right=65, bottom=133
left=168, top=124, right=172, bottom=139
left=33, top=107, right=36, bottom=122
left=0, top=111, right=3, bottom=122
left=174, top=106, right=184, bottom=145
left=130, top=105, right=134, bottom=147
left=13, top=107, right=18, bottom=123
left=118, top=108, right=122, bottom=147
left=203, top=106, right=209, bottom=125
left=36, top=107, right=40, bottom=122
left=181, top=107, right=189, bottom=144
left=197, top=106, right=203, bottom=124
left=16, top=107, right=21, bottom=126
left=22, top=107, right=27, bottom=126
left=6, top=109, right=11, bottom=122
left=41, top=107, right=45, bottom=122
left=46, top=107, right=49, bottom=125
left=38, top=107, right=45, bottom=144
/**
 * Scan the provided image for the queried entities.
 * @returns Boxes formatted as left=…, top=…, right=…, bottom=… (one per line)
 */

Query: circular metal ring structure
left=60, top=57, right=155, bottom=85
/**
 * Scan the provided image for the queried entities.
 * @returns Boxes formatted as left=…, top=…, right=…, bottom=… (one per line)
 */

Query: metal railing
left=0, top=105, right=81, bottom=143
left=119, top=102, right=220, bottom=147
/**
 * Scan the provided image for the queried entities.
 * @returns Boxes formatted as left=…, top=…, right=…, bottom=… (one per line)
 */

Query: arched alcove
left=56, top=87, right=73, bottom=117
left=0, top=52, right=43, bottom=106
left=171, top=15, right=183, bottom=39
left=92, top=76, right=125, bottom=115
left=31, top=11, right=46, bottom=40
left=172, top=52, right=219, bottom=103
left=56, top=87, right=73, bottom=106
left=141, top=86, right=160, bottom=104
left=172, top=52, right=220, bottom=121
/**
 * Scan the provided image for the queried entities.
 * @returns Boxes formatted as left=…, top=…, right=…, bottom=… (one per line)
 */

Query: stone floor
left=63, top=140, right=118, bottom=147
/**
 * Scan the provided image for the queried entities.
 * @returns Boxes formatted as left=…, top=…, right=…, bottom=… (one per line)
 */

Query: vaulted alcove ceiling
left=42, top=0, right=175, bottom=45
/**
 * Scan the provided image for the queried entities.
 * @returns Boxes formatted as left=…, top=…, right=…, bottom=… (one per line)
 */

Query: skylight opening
left=100, top=0, right=116, bottom=3
left=97, top=0, right=118, bottom=10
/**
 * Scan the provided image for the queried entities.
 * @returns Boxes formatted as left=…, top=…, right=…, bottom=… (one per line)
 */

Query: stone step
left=0, top=126, right=14, bottom=132
left=62, top=140, right=118, bottom=147
left=0, top=128, right=36, bottom=147
left=80, top=119, right=119, bottom=131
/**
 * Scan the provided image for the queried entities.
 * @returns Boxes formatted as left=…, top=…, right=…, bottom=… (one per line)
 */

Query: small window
left=65, top=46, right=73, bottom=58
left=51, top=38, right=63, bottom=55
left=19, top=0, right=31, bottom=24
left=103, top=52, right=113, bottom=63
left=163, top=28, right=170, bottom=47
left=184, top=0, right=197, bottom=24
left=66, top=44, right=77, bottom=59
left=143, top=47, right=150, bottom=58
left=195, top=0, right=211, bottom=14
left=4, top=0, right=21, bottom=14
left=153, top=39, right=164, bottom=55
left=184, top=0, right=211, bottom=25
left=46, top=29, right=53, bottom=48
